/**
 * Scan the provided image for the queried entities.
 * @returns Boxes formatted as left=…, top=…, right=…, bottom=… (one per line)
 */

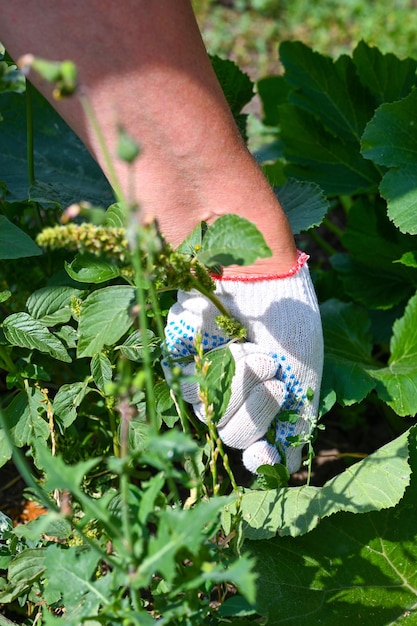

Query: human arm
left=1, top=1, right=323, bottom=473
left=1, top=0, right=296, bottom=275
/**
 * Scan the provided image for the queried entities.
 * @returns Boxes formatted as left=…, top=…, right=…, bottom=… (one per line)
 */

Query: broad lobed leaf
left=370, top=293, right=417, bottom=416
left=225, top=427, right=411, bottom=540
left=331, top=198, right=417, bottom=309
left=275, top=177, right=329, bottom=234
left=279, top=41, right=376, bottom=141
left=247, top=426, right=417, bottom=625
left=320, top=299, right=377, bottom=406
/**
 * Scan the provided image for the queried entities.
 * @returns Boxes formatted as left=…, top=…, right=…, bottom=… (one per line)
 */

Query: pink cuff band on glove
left=211, top=250, right=309, bottom=282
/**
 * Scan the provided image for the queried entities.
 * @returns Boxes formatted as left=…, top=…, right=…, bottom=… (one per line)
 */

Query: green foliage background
left=2, top=3, right=417, bottom=624
left=194, top=0, right=417, bottom=73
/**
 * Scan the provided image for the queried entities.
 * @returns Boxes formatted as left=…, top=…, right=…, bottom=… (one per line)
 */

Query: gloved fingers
left=242, top=439, right=281, bottom=474
left=285, top=446, right=303, bottom=475
left=216, top=377, right=287, bottom=449
left=175, top=342, right=279, bottom=409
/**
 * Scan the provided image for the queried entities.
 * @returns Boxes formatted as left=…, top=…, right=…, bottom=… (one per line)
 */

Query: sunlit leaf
left=77, top=285, right=136, bottom=357
left=44, top=544, right=111, bottom=613
left=53, top=381, right=92, bottom=427
left=3, top=312, right=71, bottom=362
left=197, top=215, right=271, bottom=268
left=65, top=253, right=121, bottom=284
left=26, top=285, right=85, bottom=325
left=91, top=353, right=113, bottom=391
left=117, top=329, right=159, bottom=362
left=362, top=90, right=417, bottom=234
left=247, top=427, right=417, bottom=625
left=0, top=549, right=46, bottom=603
left=226, top=427, right=411, bottom=540
left=380, top=167, right=417, bottom=235
left=370, top=293, right=417, bottom=416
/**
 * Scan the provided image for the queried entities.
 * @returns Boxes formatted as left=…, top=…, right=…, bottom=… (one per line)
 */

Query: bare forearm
left=1, top=0, right=297, bottom=273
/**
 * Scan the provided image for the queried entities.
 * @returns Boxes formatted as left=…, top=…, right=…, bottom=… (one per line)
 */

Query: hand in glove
left=163, top=252, right=323, bottom=474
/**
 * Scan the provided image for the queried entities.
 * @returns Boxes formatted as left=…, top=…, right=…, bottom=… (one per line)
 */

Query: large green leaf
left=275, top=178, right=329, bottom=234
left=279, top=104, right=380, bottom=195
left=248, top=426, right=417, bottom=625
left=362, top=90, right=417, bottom=235
left=0, top=89, right=113, bottom=206
left=320, top=299, right=377, bottom=406
left=362, top=89, right=417, bottom=169
left=268, top=42, right=386, bottom=195
left=197, top=215, right=271, bottom=268
left=380, top=167, right=417, bottom=235
left=370, top=292, right=417, bottom=416
left=352, top=41, right=417, bottom=104
left=224, top=427, right=410, bottom=540
left=3, top=312, right=71, bottom=362
left=44, top=544, right=110, bottom=613
left=257, top=75, right=293, bottom=127
left=279, top=41, right=376, bottom=142
left=77, top=285, right=136, bottom=357
left=331, top=197, right=417, bottom=309
left=0, top=215, right=41, bottom=259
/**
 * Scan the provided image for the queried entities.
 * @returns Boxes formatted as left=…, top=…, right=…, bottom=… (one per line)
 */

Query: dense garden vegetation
left=1, top=2, right=417, bottom=623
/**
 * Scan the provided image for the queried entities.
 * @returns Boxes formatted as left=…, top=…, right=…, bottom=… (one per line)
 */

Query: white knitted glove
left=163, top=252, right=323, bottom=474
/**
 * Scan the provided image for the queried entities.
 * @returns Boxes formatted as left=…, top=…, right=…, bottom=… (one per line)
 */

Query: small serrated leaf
left=197, top=215, right=271, bottom=268
left=275, top=178, right=329, bottom=234
left=91, top=353, right=113, bottom=391
left=26, top=285, right=85, bottom=325
left=118, top=329, right=158, bottom=362
left=77, top=285, right=136, bottom=358
left=53, top=381, right=92, bottom=427
left=199, top=346, right=235, bottom=421
left=3, top=312, right=71, bottom=362
left=65, top=253, right=121, bottom=284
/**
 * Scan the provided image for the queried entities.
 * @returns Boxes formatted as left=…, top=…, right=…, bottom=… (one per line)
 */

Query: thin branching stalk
left=79, top=93, right=124, bottom=204
left=131, top=245, right=159, bottom=434
left=25, top=80, right=35, bottom=187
